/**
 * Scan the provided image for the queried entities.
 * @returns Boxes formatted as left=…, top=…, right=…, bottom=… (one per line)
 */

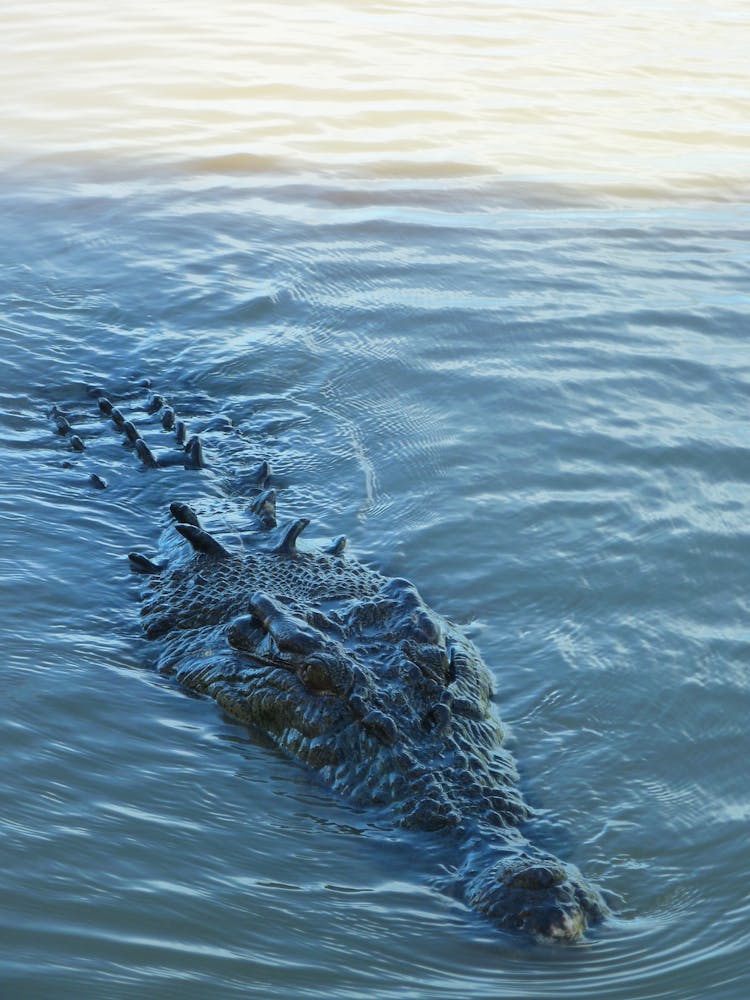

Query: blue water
left=1, top=159, right=748, bottom=997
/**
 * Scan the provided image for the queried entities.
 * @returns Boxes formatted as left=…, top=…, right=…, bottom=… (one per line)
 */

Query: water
left=1, top=2, right=749, bottom=997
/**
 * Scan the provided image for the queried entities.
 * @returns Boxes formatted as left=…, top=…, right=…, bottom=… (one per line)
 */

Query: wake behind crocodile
left=49, top=381, right=608, bottom=943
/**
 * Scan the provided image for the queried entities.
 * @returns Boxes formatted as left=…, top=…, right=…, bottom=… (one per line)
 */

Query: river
left=1, top=2, right=749, bottom=997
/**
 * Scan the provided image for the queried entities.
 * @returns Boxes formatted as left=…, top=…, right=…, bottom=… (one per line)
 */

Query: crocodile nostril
left=505, top=865, right=565, bottom=891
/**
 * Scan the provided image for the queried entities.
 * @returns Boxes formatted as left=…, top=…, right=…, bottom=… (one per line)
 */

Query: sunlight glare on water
left=2, top=0, right=749, bottom=199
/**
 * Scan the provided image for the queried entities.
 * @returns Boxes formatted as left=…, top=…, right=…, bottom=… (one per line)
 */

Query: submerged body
left=53, top=385, right=608, bottom=942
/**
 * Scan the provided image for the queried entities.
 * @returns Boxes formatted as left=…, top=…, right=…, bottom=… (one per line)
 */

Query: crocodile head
left=140, top=506, right=521, bottom=825
left=138, top=503, right=604, bottom=940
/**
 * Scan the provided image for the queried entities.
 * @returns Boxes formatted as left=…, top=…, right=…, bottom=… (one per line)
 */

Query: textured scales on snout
left=60, top=386, right=608, bottom=942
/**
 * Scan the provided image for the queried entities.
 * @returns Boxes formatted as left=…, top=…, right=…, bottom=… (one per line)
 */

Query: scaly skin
left=50, top=386, right=608, bottom=942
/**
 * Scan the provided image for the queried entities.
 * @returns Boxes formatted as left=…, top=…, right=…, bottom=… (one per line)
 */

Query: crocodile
left=51, top=384, right=608, bottom=943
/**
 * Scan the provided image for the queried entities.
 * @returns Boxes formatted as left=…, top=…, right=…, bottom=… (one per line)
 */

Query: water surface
left=1, top=3, right=749, bottom=998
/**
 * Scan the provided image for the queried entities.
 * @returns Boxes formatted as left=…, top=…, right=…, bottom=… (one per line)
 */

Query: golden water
left=3, top=0, right=749, bottom=200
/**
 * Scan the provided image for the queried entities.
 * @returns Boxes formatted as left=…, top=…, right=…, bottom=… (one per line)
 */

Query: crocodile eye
left=300, top=658, right=335, bottom=694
